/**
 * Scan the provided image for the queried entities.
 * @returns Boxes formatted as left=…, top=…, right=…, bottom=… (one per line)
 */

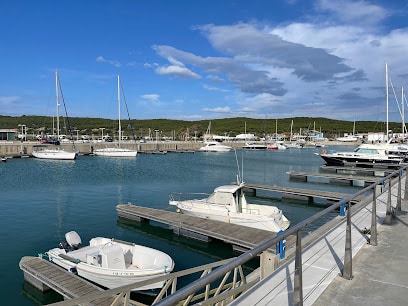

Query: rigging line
left=119, top=81, right=137, bottom=142
left=57, top=75, right=76, bottom=150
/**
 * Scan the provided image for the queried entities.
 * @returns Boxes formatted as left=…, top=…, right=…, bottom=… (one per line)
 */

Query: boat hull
left=32, top=149, right=76, bottom=160
left=319, top=153, right=402, bottom=166
left=47, top=236, right=173, bottom=291
left=93, top=148, right=137, bottom=157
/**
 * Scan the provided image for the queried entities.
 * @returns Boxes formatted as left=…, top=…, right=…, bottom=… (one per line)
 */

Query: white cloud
left=96, top=56, right=121, bottom=67
left=202, top=106, right=231, bottom=113
left=155, top=65, right=201, bottom=79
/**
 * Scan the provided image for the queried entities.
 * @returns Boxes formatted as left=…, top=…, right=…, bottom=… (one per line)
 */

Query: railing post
left=342, top=201, right=353, bottom=280
left=397, top=169, right=402, bottom=211
left=370, top=185, right=378, bottom=246
left=405, top=168, right=408, bottom=200
left=293, top=229, right=303, bottom=306
left=385, top=178, right=392, bottom=224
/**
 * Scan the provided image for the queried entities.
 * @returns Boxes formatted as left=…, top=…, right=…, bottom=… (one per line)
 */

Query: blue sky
left=1, top=0, right=408, bottom=122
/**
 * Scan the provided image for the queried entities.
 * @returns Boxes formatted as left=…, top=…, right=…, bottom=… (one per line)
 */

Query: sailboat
left=32, top=70, right=77, bottom=160
left=93, top=76, right=137, bottom=157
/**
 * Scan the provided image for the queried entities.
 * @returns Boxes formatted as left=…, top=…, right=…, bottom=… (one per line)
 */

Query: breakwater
left=0, top=141, right=227, bottom=157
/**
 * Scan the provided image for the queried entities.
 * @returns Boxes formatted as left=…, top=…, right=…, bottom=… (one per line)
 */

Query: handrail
left=49, top=165, right=407, bottom=306
left=155, top=165, right=407, bottom=305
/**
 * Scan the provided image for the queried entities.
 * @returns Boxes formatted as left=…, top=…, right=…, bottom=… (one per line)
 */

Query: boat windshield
left=354, top=148, right=379, bottom=154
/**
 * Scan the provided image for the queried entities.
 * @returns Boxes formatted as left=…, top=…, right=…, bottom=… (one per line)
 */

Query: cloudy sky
left=1, top=0, right=408, bottom=122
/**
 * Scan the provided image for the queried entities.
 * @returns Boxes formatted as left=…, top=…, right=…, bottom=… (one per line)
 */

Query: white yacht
left=169, top=183, right=290, bottom=233
left=199, top=141, right=233, bottom=152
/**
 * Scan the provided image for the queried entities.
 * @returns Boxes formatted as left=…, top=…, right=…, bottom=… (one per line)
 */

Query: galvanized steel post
left=405, top=168, right=408, bottom=200
left=397, top=170, right=402, bottom=211
left=370, top=186, right=378, bottom=246
left=293, top=229, right=303, bottom=306
left=342, top=201, right=353, bottom=280
left=385, top=178, right=392, bottom=224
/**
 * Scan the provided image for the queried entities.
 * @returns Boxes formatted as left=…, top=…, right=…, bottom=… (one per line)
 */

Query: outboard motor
left=65, top=231, right=82, bottom=250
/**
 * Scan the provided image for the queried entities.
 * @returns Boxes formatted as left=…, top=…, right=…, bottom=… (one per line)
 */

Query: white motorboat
left=94, top=75, right=137, bottom=157
left=46, top=231, right=174, bottom=291
left=317, top=143, right=404, bottom=166
left=32, top=70, right=77, bottom=160
left=169, top=183, right=290, bottom=233
left=93, top=147, right=137, bottom=157
left=266, top=142, right=287, bottom=150
left=199, top=141, right=233, bottom=152
left=242, top=142, right=267, bottom=150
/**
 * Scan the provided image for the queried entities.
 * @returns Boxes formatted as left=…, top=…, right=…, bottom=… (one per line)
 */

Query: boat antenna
left=234, top=148, right=243, bottom=184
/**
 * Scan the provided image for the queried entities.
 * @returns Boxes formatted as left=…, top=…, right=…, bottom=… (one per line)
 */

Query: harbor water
left=0, top=145, right=358, bottom=305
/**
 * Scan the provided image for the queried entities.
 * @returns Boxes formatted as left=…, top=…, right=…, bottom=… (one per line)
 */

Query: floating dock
left=286, top=171, right=378, bottom=186
left=19, top=256, right=115, bottom=305
left=243, top=183, right=363, bottom=204
left=319, top=165, right=393, bottom=176
left=116, top=204, right=291, bottom=252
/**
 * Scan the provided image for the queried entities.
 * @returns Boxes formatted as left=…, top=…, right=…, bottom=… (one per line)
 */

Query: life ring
left=321, top=149, right=327, bottom=154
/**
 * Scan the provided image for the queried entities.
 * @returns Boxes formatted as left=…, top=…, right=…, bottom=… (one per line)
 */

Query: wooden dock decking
left=286, top=171, right=379, bottom=186
left=116, top=204, right=289, bottom=251
left=243, top=184, right=363, bottom=204
left=319, top=165, right=393, bottom=176
left=19, top=256, right=115, bottom=305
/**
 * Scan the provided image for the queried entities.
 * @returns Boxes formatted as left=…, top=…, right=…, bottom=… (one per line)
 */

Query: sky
left=1, top=0, right=408, bottom=122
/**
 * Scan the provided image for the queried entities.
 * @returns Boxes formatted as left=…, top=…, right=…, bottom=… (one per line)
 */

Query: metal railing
left=49, top=166, right=407, bottom=306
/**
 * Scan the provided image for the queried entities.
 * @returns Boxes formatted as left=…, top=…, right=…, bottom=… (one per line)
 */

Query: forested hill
left=0, top=115, right=397, bottom=139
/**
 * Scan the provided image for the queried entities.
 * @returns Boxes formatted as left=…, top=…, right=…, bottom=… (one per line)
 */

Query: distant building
left=0, top=129, right=16, bottom=141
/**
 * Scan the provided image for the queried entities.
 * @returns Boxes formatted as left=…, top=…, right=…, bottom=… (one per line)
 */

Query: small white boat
left=199, top=141, right=233, bottom=152
left=46, top=231, right=174, bottom=291
left=266, top=142, right=287, bottom=150
left=169, top=183, right=290, bottom=233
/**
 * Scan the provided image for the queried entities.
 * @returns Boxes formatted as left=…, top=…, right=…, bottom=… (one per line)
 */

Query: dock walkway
left=287, top=171, right=378, bottom=186
left=19, top=256, right=115, bottom=305
left=244, top=183, right=363, bottom=204
left=116, top=204, right=289, bottom=251
left=231, top=177, right=408, bottom=305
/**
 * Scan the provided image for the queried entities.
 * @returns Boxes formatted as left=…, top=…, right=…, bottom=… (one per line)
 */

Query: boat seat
left=100, top=243, right=126, bottom=270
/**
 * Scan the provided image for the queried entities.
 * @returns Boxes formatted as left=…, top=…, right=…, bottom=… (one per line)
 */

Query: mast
left=386, top=62, right=389, bottom=142
left=118, top=75, right=121, bottom=146
left=55, top=69, right=60, bottom=141
left=403, top=87, right=405, bottom=141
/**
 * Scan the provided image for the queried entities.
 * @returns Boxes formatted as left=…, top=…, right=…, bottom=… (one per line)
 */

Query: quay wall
left=0, top=140, right=355, bottom=158
left=0, top=141, right=232, bottom=157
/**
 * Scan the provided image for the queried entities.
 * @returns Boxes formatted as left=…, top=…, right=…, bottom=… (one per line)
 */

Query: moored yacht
left=317, top=143, right=404, bottom=166
left=169, top=183, right=290, bottom=233
left=199, top=141, right=233, bottom=152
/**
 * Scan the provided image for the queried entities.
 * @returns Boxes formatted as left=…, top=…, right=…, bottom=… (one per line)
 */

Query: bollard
left=275, top=230, right=286, bottom=260
left=339, top=203, right=347, bottom=217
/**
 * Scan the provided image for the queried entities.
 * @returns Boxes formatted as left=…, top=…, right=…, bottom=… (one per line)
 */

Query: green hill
left=0, top=115, right=397, bottom=140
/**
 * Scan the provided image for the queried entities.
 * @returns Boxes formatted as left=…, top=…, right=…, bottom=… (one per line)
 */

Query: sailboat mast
left=386, top=62, right=389, bottom=141
left=403, top=87, right=405, bottom=141
left=55, top=69, right=59, bottom=140
left=118, top=75, right=121, bottom=145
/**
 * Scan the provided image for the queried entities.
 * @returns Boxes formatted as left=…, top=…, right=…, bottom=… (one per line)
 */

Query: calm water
left=0, top=145, right=357, bottom=305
